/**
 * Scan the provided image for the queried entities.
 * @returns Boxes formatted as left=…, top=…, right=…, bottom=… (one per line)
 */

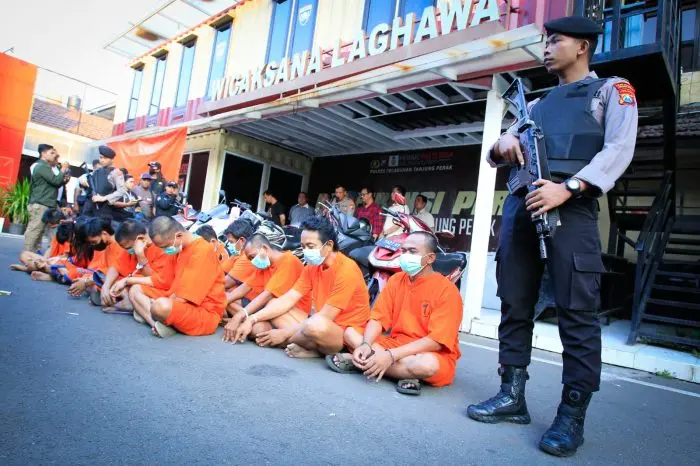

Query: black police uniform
left=91, top=146, right=118, bottom=221
left=466, top=16, right=636, bottom=458
left=155, top=192, right=179, bottom=217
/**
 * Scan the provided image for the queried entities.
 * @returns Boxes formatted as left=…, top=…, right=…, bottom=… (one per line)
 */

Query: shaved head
left=149, top=216, right=185, bottom=244
left=405, top=231, right=438, bottom=255
left=248, top=233, right=271, bottom=249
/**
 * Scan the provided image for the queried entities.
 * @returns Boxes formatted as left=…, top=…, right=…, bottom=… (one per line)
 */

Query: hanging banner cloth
left=109, top=127, right=187, bottom=182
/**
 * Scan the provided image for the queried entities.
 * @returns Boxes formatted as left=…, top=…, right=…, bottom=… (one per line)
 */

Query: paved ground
left=1, top=235, right=699, bottom=465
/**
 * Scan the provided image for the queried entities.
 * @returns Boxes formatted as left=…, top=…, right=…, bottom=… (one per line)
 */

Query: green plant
left=0, top=179, right=31, bottom=225
left=655, top=369, right=674, bottom=379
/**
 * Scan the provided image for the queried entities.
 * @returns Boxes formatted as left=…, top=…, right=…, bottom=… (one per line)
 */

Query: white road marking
left=459, top=340, right=700, bottom=399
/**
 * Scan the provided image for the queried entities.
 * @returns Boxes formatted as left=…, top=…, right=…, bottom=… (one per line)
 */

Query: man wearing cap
left=132, top=173, right=156, bottom=220
left=466, top=16, right=638, bottom=458
left=155, top=181, right=180, bottom=218
left=90, top=145, right=129, bottom=222
left=148, top=162, right=166, bottom=197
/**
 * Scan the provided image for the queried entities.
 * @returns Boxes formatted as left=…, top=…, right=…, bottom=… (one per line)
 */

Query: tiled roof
left=30, top=98, right=114, bottom=140
left=638, top=104, right=700, bottom=139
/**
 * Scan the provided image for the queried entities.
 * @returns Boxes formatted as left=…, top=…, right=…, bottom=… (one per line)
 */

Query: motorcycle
left=351, top=205, right=468, bottom=306
left=319, top=200, right=374, bottom=264
left=229, top=199, right=303, bottom=260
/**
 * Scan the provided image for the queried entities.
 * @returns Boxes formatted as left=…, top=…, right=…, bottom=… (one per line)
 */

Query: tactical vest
left=91, top=166, right=116, bottom=196
left=530, top=77, right=607, bottom=178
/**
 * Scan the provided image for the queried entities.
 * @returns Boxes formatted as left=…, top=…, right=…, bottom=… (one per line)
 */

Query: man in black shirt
left=155, top=181, right=180, bottom=217
left=263, top=190, right=286, bottom=226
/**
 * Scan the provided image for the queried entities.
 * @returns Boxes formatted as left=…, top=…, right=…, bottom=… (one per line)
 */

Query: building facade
left=98, top=0, right=700, bottom=347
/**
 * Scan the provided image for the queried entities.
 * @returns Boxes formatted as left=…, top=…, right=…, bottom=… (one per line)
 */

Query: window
left=175, top=40, right=197, bottom=108
left=399, top=0, right=434, bottom=18
left=127, top=66, right=143, bottom=121
left=289, top=0, right=318, bottom=57
left=681, top=7, right=696, bottom=42
left=266, top=0, right=293, bottom=64
left=148, top=54, right=168, bottom=116
left=206, top=22, right=232, bottom=99
left=364, top=0, right=397, bottom=33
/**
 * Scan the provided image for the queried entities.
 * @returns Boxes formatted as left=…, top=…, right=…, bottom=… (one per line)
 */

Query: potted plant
left=0, top=179, right=31, bottom=235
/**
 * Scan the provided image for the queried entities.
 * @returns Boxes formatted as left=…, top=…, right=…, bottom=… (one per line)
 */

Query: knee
left=151, top=298, right=172, bottom=321
left=405, top=355, right=440, bottom=379
left=301, top=316, right=330, bottom=341
left=128, top=284, right=141, bottom=300
left=19, top=251, right=32, bottom=263
left=251, top=322, right=271, bottom=339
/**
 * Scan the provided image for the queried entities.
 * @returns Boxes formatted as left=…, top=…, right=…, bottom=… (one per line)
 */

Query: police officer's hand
left=525, top=179, right=572, bottom=216
left=495, top=134, right=525, bottom=166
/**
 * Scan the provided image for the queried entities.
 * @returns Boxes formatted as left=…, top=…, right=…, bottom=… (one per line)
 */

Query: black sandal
left=325, top=354, right=358, bottom=374
left=397, top=379, right=422, bottom=396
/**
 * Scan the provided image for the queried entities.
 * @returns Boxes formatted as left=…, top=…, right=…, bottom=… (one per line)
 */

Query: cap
left=98, top=145, right=116, bottom=158
left=140, top=173, right=153, bottom=180
left=166, top=181, right=178, bottom=188
left=544, top=16, right=603, bottom=38
left=149, top=161, right=162, bottom=168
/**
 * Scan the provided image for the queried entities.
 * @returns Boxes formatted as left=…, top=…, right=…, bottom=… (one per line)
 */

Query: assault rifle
left=502, top=78, right=560, bottom=260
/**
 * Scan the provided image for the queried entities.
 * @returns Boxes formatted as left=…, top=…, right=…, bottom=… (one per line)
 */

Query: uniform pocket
left=569, top=252, right=605, bottom=311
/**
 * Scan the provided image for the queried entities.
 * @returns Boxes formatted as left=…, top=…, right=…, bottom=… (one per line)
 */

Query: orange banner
left=0, top=54, right=37, bottom=188
left=109, top=127, right=187, bottom=182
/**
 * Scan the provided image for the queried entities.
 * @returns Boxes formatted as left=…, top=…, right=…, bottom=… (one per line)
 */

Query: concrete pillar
left=462, top=74, right=505, bottom=332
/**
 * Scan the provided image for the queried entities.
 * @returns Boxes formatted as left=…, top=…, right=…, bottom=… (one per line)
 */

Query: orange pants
left=375, top=335, right=457, bottom=387
left=163, top=301, right=222, bottom=336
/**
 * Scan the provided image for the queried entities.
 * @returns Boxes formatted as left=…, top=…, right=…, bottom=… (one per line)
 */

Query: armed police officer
left=466, top=16, right=638, bottom=458
left=148, top=161, right=166, bottom=197
left=90, top=146, right=130, bottom=223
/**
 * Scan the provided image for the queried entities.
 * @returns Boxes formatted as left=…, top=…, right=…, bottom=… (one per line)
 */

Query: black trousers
left=495, top=194, right=604, bottom=393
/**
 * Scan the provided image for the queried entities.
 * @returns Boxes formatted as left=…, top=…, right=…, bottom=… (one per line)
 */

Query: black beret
left=98, top=145, right=116, bottom=158
left=544, top=16, right=603, bottom=38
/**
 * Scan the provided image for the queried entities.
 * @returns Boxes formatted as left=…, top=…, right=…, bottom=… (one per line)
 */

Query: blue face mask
left=399, top=253, right=427, bottom=277
left=303, top=243, right=328, bottom=266
left=126, top=248, right=136, bottom=255
left=226, top=240, right=241, bottom=256
left=251, top=251, right=271, bottom=270
left=162, top=236, right=181, bottom=256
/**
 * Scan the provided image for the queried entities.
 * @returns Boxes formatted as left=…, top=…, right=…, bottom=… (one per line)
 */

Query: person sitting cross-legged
left=222, top=233, right=312, bottom=347
left=147, top=216, right=227, bottom=338
left=103, top=219, right=177, bottom=323
left=10, top=221, right=73, bottom=280
left=326, top=231, right=464, bottom=396
left=231, top=216, right=370, bottom=358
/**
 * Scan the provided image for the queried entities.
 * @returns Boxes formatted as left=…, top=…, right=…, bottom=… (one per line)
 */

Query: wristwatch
left=564, top=178, right=583, bottom=198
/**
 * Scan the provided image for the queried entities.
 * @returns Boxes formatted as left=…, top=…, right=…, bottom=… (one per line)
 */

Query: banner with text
left=308, top=147, right=508, bottom=252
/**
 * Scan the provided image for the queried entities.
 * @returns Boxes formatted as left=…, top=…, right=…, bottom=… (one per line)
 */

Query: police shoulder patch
left=613, top=81, right=636, bottom=106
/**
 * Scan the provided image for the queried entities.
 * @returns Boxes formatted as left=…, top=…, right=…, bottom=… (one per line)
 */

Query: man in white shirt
left=413, top=194, right=435, bottom=231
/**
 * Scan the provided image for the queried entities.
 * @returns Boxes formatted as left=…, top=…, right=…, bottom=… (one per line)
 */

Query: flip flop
left=397, top=379, right=422, bottom=396
left=133, top=311, right=146, bottom=324
left=153, top=322, right=176, bottom=338
left=101, top=307, right=133, bottom=315
left=325, top=354, right=358, bottom=374
left=89, top=290, right=101, bottom=306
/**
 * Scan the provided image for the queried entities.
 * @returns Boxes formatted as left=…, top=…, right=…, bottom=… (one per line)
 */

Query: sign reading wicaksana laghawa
left=210, top=0, right=500, bottom=101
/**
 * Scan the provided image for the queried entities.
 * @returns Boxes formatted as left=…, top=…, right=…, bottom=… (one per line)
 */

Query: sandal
left=325, top=353, right=358, bottom=374
left=101, top=307, right=132, bottom=315
left=397, top=379, right=422, bottom=396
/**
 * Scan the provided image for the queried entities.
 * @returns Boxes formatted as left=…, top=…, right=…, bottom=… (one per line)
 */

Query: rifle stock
left=502, top=78, right=560, bottom=260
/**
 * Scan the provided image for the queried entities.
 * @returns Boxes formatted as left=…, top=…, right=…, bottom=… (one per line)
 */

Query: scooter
left=189, top=190, right=234, bottom=239
left=352, top=206, right=468, bottom=306
left=229, top=199, right=303, bottom=260
left=319, top=200, right=374, bottom=261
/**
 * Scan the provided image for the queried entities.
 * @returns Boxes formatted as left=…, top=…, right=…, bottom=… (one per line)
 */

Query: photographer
left=155, top=181, right=180, bottom=217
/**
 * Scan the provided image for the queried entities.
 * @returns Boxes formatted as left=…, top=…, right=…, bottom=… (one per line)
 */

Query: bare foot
left=9, top=264, right=27, bottom=272
left=284, top=343, right=321, bottom=359
left=30, top=271, right=51, bottom=281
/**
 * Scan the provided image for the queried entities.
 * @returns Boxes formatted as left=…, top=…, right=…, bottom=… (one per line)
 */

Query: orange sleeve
left=171, top=244, right=219, bottom=306
left=48, top=237, right=61, bottom=257
left=266, top=255, right=303, bottom=298
left=86, top=250, right=106, bottom=274
left=426, top=282, right=464, bottom=353
left=59, top=241, right=71, bottom=256
left=292, top=265, right=314, bottom=297
left=369, top=274, right=398, bottom=331
left=221, top=254, right=238, bottom=274
left=230, top=256, right=256, bottom=283
left=146, top=246, right=176, bottom=290
left=324, top=265, right=360, bottom=311
left=105, top=243, right=136, bottom=278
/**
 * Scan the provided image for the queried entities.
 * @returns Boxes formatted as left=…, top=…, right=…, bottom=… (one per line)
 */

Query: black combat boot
left=466, top=365, right=531, bottom=424
left=538, top=386, right=592, bottom=457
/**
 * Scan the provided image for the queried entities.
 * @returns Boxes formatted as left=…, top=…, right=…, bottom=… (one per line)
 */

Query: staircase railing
left=627, top=171, right=675, bottom=345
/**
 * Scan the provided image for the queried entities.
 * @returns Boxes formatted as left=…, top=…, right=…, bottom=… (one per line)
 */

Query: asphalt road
left=1, top=235, right=699, bottom=465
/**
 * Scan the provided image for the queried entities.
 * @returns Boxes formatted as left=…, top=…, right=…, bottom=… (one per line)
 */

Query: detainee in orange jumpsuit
left=326, top=232, right=464, bottom=396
